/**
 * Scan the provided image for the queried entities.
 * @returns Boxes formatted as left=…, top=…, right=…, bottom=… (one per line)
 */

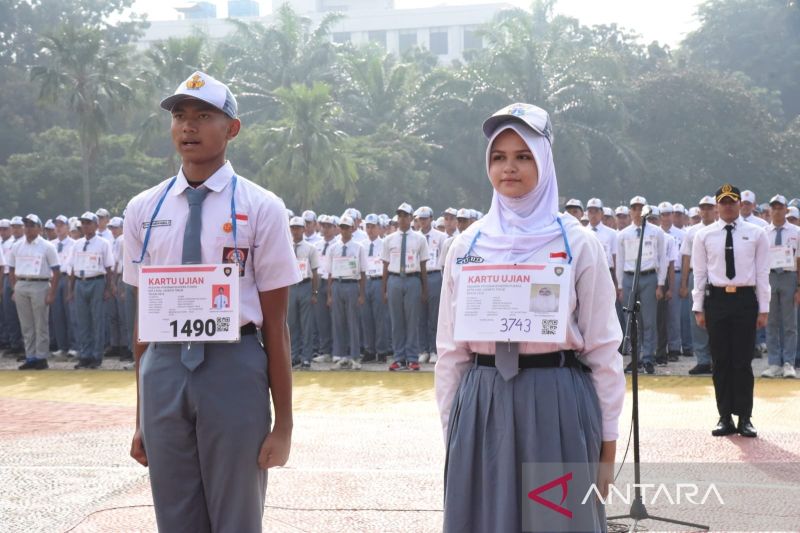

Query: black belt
left=368, top=276, right=382, bottom=280
left=625, top=269, right=656, bottom=276
left=241, top=323, right=257, bottom=336
left=297, top=278, right=311, bottom=284
left=709, top=285, right=755, bottom=295
left=473, top=350, right=590, bottom=372
left=16, top=277, right=49, bottom=282
left=78, top=275, right=105, bottom=281
left=334, top=278, right=359, bottom=283
left=770, top=269, right=794, bottom=274
left=389, top=272, right=420, bottom=278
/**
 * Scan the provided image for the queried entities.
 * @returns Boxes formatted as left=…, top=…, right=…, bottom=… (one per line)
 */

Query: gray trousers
left=418, top=270, right=442, bottom=354
left=124, top=282, right=136, bottom=350
left=14, top=280, right=51, bottom=358
left=312, top=278, right=332, bottom=355
left=140, top=335, right=270, bottom=533
left=331, top=280, right=360, bottom=359
left=361, top=278, right=389, bottom=354
left=108, top=284, right=127, bottom=349
left=388, top=274, right=421, bottom=362
left=288, top=280, right=314, bottom=363
left=767, top=271, right=798, bottom=366
left=75, top=277, right=106, bottom=362
left=687, top=272, right=711, bottom=365
left=622, top=271, right=657, bottom=363
left=51, top=275, right=74, bottom=351
left=3, top=276, right=22, bottom=348
left=679, top=274, right=693, bottom=352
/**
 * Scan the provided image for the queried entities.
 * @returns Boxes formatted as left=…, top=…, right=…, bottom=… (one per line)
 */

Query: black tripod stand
left=607, top=213, right=709, bottom=532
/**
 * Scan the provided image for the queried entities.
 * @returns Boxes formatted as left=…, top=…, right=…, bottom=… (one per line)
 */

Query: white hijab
left=466, top=122, right=573, bottom=262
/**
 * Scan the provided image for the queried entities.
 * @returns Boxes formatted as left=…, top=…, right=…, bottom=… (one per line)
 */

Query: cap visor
left=716, top=193, right=740, bottom=203
left=160, top=94, right=227, bottom=115
left=482, top=116, right=544, bottom=139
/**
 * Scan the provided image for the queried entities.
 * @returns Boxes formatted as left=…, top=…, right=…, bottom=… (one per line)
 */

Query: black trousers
left=705, top=287, right=758, bottom=418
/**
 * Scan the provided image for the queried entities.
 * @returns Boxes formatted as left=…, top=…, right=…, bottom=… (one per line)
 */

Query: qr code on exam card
left=216, top=317, right=230, bottom=333
left=541, top=320, right=558, bottom=336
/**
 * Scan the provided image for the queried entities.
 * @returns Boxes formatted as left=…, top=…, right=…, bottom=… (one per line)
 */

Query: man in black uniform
left=691, top=185, right=770, bottom=438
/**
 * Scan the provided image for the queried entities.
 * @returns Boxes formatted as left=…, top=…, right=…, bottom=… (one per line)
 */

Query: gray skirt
left=443, top=361, right=606, bottom=533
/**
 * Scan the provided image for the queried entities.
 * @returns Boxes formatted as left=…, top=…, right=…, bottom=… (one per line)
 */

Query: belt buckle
left=725, top=286, right=737, bottom=294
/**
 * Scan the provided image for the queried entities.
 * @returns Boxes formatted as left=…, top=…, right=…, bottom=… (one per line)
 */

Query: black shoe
left=74, top=359, right=91, bottom=369
left=737, top=417, right=757, bottom=438
left=688, top=363, right=712, bottom=375
left=682, top=350, right=694, bottom=358
left=655, top=356, right=668, bottom=366
left=667, top=352, right=680, bottom=362
left=33, top=359, right=49, bottom=370
left=712, top=416, right=737, bottom=436
left=16, top=355, right=26, bottom=362
left=376, top=353, right=388, bottom=363
left=291, top=359, right=302, bottom=369
left=361, top=351, right=377, bottom=363
left=644, top=362, right=655, bottom=374
left=624, top=361, right=639, bottom=373
left=119, top=349, right=134, bottom=362
left=88, top=361, right=101, bottom=369
left=301, top=361, right=311, bottom=370
left=103, top=346, right=120, bottom=358
left=18, top=359, right=36, bottom=370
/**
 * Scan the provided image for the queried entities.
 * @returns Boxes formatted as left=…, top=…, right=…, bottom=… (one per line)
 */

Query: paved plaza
left=1, top=357, right=799, bottom=532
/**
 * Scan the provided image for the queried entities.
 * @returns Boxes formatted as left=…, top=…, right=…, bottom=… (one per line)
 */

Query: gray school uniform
left=418, top=228, right=446, bottom=355
left=313, top=238, right=337, bottom=356
left=71, top=235, right=114, bottom=365
left=328, top=239, right=366, bottom=360
left=50, top=237, right=76, bottom=352
left=361, top=237, right=390, bottom=355
left=765, top=223, right=799, bottom=366
left=289, top=240, right=319, bottom=363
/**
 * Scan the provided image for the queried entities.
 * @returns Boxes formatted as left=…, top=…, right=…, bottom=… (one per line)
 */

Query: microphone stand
left=607, top=212, right=709, bottom=532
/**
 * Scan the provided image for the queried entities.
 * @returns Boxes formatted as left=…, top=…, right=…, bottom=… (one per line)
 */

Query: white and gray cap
left=688, top=207, right=700, bottom=217
left=698, top=195, right=716, bottom=206
left=787, top=206, right=800, bottom=219
left=0, top=219, right=9, bottom=228
left=160, top=71, right=238, bottom=119
left=339, top=215, right=355, bottom=227
left=629, top=195, right=647, bottom=207
left=414, top=206, right=434, bottom=219
left=396, top=202, right=414, bottom=215
left=615, top=206, right=630, bottom=216
left=769, top=194, right=787, bottom=206
left=565, top=198, right=584, bottom=209
left=586, top=198, right=603, bottom=209
left=443, top=207, right=458, bottom=217
left=23, top=213, right=42, bottom=226
left=10, top=216, right=23, bottom=226
left=602, top=207, right=614, bottom=217
left=482, top=103, right=553, bottom=143
left=302, top=210, right=316, bottom=222
left=364, top=213, right=379, bottom=225
left=108, top=216, right=124, bottom=228
left=657, top=201, right=673, bottom=214
left=79, top=211, right=99, bottom=223
left=289, top=216, right=305, bottom=227
left=456, top=208, right=471, bottom=219
left=95, top=208, right=110, bottom=218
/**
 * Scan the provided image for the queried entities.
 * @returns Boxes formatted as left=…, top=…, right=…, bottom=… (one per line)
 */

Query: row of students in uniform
left=0, top=211, right=133, bottom=370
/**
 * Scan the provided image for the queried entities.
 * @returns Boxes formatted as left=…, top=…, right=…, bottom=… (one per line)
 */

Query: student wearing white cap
left=3, top=216, right=25, bottom=356
left=740, top=190, right=768, bottom=228
left=10, top=214, right=60, bottom=370
left=302, top=210, right=321, bottom=245
left=288, top=216, right=320, bottom=369
left=564, top=198, right=584, bottom=219
left=680, top=196, right=717, bottom=374
left=48, top=215, right=77, bottom=359
left=602, top=206, right=617, bottom=230
left=326, top=215, right=366, bottom=369
left=656, top=201, right=687, bottom=363
left=124, top=71, right=300, bottom=532
left=787, top=206, right=800, bottom=225
left=615, top=205, right=631, bottom=230
left=105, top=216, right=132, bottom=360
left=415, top=206, right=446, bottom=364
left=361, top=213, right=390, bottom=363
left=95, top=208, right=113, bottom=242
left=442, top=207, right=459, bottom=237
left=312, top=215, right=338, bottom=362
left=761, top=195, right=799, bottom=378
left=586, top=198, right=617, bottom=283
left=436, top=103, right=623, bottom=531
left=346, top=208, right=368, bottom=243
left=616, top=196, right=668, bottom=374
left=382, top=202, right=429, bottom=371
left=67, top=211, right=115, bottom=369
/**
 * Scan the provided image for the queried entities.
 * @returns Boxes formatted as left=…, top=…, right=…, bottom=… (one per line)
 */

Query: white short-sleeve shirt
left=9, top=236, right=60, bottom=278
left=70, top=235, right=115, bottom=277
left=381, top=230, right=429, bottom=273
left=123, top=161, right=301, bottom=328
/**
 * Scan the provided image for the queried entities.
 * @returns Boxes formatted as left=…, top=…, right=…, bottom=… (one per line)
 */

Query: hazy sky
left=131, top=0, right=704, bottom=47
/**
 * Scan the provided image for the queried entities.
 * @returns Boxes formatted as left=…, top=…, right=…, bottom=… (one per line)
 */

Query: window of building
left=463, top=27, right=483, bottom=50
left=399, top=30, right=417, bottom=54
left=332, top=32, right=351, bottom=44
left=368, top=30, right=387, bottom=49
left=429, top=28, right=448, bottom=55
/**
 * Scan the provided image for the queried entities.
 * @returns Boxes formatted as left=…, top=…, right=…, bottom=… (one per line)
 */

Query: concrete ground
left=1, top=356, right=799, bottom=532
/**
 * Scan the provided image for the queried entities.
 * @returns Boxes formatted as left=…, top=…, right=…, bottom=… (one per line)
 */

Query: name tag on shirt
left=454, top=263, right=570, bottom=343
left=389, top=251, right=418, bottom=272
left=769, top=246, right=795, bottom=270
left=137, top=264, right=240, bottom=343
left=624, top=237, right=655, bottom=262
left=332, top=256, right=359, bottom=278
left=366, top=256, right=383, bottom=277
left=15, top=254, right=43, bottom=277
left=74, top=252, right=102, bottom=273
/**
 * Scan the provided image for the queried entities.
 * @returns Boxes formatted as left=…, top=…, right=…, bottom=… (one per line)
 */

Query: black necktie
left=369, top=242, right=374, bottom=257
left=724, top=224, right=735, bottom=279
left=57, top=241, right=63, bottom=253
left=323, top=241, right=329, bottom=255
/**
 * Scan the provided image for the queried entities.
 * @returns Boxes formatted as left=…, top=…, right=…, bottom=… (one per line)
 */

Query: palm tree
left=31, top=24, right=133, bottom=209
left=258, top=82, right=358, bottom=208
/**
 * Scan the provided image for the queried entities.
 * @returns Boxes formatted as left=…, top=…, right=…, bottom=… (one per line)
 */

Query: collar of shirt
left=172, top=160, right=234, bottom=196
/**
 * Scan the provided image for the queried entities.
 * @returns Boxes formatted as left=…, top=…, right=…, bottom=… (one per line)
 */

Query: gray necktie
left=495, top=342, right=519, bottom=381
left=775, top=226, right=784, bottom=273
left=181, top=186, right=210, bottom=371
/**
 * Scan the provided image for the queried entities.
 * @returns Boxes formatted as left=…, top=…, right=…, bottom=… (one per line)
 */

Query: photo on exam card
left=530, top=284, right=560, bottom=314
left=211, top=284, right=231, bottom=310
left=222, top=246, right=248, bottom=277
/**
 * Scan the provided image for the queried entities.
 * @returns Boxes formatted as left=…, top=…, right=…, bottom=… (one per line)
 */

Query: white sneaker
left=312, top=353, right=331, bottom=363
left=783, top=363, right=797, bottom=379
left=68, top=350, right=79, bottom=357
left=332, top=356, right=342, bottom=363
left=351, top=360, right=362, bottom=370
left=429, top=352, right=438, bottom=364
left=419, top=352, right=429, bottom=363
left=50, top=350, right=65, bottom=357
left=331, top=358, right=352, bottom=370
left=761, top=365, right=783, bottom=378
left=758, top=343, right=768, bottom=354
